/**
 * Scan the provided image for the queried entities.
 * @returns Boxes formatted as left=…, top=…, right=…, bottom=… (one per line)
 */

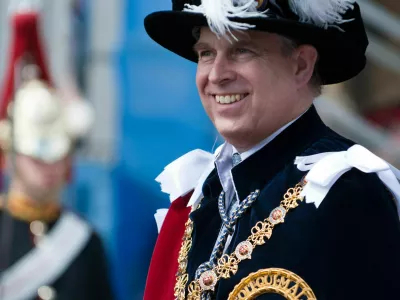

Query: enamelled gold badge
left=228, top=268, right=316, bottom=300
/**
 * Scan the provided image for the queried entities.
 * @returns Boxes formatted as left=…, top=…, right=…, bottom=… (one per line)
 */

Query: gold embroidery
left=228, top=268, right=316, bottom=299
left=174, top=219, right=194, bottom=299
left=174, top=200, right=204, bottom=299
left=187, top=281, right=201, bottom=300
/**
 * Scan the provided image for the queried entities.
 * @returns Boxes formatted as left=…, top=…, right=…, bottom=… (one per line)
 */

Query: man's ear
left=292, top=45, right=318, bottom=88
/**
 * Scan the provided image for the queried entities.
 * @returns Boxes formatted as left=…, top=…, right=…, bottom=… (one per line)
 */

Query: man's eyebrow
left=233, top=40, right=259, bottom=48
left=193, top=42, right=210, bottom=52
left=193, top=40, right=259, bottom=52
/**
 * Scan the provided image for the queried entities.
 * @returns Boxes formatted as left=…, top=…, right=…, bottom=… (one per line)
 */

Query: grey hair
left=192, top=26, right=201, bottom=41
left=280, top=35, right=322, bottom=97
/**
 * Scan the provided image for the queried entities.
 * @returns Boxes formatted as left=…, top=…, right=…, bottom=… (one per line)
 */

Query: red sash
left=144, top=192, right=192, bottom=300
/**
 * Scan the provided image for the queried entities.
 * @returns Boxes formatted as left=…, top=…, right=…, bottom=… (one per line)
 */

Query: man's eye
left=198, top=50, right=212, bottom=58
left=235, top=48, right=251, bottom=54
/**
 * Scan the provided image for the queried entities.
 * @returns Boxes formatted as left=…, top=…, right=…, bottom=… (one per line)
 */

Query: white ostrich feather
left=289, top=0, right=355, bottom=29
left=183, top=0, right=356, bottom=37
left=183, top=0, right=266, bottom=40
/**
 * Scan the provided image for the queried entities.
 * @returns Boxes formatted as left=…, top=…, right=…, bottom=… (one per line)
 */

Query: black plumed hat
left=144, top=0, right=369, bottom=84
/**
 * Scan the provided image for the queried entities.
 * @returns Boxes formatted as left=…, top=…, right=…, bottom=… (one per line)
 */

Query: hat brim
left=144, top=11, right=366, bottom=85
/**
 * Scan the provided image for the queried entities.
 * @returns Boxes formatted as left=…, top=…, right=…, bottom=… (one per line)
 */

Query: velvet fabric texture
left=147, top=106, right=400, bottom=299
left=144, top=1, right=368, bottom=85
left=188, top=106, right=400, bottom=299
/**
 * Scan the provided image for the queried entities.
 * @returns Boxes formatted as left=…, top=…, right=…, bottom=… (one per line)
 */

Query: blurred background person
left=0, top=2, right=114, bottom=300
left=1, top=0, right=398, bottom=299
left=0, top=76, right=114, bottom=300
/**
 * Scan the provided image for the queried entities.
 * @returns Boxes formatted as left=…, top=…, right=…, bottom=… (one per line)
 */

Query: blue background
left=71, top=0, right=217, bottom=299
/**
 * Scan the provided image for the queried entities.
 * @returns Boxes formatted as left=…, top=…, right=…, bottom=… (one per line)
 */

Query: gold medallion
left=235, top=241, right=253, bottom=260
left=268, top=206, right=286, bottom=225
left=199, top=270, right=218, bottom=291
left=228, top=268, right=316, bottom=300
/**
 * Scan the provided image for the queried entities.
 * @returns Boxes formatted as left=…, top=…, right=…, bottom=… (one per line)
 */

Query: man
left=144, top=0, right=400, bottom=299
left=0, top=5, right=114, bottom=300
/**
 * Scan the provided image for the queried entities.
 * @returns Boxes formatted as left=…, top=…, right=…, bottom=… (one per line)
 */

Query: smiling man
left=194, top=28, right=317, bottom=151
left=143, top=1, right=400, bottom=299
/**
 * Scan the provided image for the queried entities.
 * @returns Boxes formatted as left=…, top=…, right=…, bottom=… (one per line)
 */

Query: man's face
left=14, top=154, right=69, bottom=200
left=195, top=28, right=310, bottom=150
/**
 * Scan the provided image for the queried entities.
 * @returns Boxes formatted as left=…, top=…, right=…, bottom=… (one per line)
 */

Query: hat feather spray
left=288, top=0, right=355, bottom=29
left=184, top=0, right=355, bottom=38
left=184, top=0, right=266, bottom=39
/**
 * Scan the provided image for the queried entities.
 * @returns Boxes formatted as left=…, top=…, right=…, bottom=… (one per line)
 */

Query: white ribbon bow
left=156, top=146, right=223, bottom=206
left=155, top=149, right=215, bottom=203
left=295, top=144, right=400, bottom=216
left=154, top=148, right=218, bottom=232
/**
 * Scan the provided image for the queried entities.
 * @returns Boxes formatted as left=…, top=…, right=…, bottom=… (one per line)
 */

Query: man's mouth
left=214, top=93, right=249, bottom=104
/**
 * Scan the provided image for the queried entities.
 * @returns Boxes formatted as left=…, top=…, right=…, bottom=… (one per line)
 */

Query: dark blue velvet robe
left=186, top=106, right=400, bottom=299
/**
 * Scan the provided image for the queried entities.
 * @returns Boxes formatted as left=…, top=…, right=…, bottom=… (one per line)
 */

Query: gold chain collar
left=174, top=182, right=305, bottom=300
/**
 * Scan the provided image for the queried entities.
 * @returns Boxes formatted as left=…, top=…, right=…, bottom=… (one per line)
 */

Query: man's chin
left=216, top=125, right=251, bottom=144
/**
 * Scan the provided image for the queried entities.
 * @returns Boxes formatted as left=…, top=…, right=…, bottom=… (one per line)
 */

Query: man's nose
left=208, top=55, right=236, bottom=85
